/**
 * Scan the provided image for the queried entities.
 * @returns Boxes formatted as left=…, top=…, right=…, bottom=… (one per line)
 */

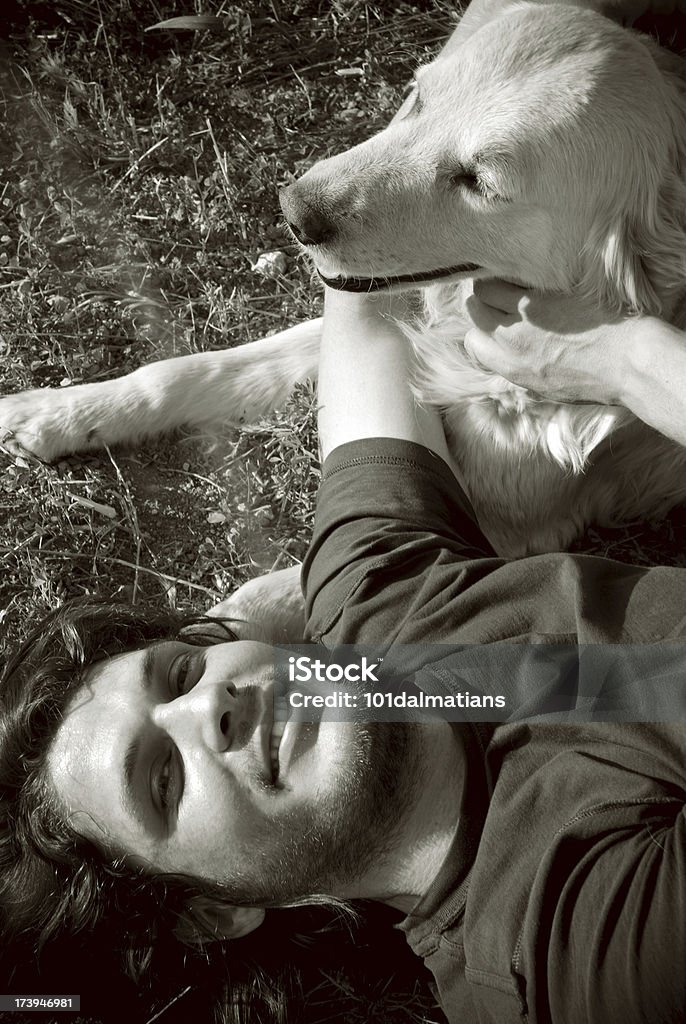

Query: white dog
left=2, top=3, right=686, bottom=562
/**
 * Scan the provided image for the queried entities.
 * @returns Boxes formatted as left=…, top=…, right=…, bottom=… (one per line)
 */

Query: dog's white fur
left=2, top=3, right=686, bottom=557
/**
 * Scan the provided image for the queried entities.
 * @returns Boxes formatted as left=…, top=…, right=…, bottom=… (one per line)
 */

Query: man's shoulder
left=467, top=723, right=686, bottom=1019
left=405, top=721, right=686, bottom=1022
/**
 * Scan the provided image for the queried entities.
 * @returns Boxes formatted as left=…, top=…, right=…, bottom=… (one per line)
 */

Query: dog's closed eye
left=449, top=167, right=489, bottom=197
left=451, top=168, right=479, bottom=189
left=447, top=159, right=508, bottom=201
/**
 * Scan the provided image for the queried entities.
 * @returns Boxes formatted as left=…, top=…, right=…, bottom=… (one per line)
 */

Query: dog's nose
left=279, top=185, right=336, bottom=246
left=286, top=214, right=335, bottom=247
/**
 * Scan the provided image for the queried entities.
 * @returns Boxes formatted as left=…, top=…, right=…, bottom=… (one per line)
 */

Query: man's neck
left=350, top=721, right=466, bottom=911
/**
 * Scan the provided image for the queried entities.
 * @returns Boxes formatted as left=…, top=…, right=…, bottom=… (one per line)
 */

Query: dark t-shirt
left=301, top=438, right=686, bottom=1024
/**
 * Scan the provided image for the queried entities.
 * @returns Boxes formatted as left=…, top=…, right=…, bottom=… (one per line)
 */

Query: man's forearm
left=317, top=290, right=452, bottom=465
left=620, top=320, right=686, bottom=448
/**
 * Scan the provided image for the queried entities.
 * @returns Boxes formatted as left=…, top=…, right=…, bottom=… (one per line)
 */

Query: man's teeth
left=270, top=701, right=288, bottom=777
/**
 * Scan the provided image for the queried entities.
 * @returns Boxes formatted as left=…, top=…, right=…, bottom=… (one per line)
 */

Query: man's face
left=47, top=639, right=416, bottom=905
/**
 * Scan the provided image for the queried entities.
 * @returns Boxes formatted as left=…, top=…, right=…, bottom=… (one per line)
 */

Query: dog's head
left=280, top=4, right=686, bottom=315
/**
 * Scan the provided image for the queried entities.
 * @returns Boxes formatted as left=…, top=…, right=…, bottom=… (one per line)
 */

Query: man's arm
left=304, top=287, right=493, bottom=646
left=465, top=280, right=686, bottom=448
left=620, top=319, right=686, bottom=447
left=529, top=799, right=686, bottom=1023
left=318, top=288, right=454, bottom=466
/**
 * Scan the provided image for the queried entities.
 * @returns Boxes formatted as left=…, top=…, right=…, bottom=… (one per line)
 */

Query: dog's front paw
left=0, top=386, right=105, bottom=462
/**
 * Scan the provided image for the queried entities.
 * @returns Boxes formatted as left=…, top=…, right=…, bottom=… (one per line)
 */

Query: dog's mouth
left=318, top=262, right=480, bottom=292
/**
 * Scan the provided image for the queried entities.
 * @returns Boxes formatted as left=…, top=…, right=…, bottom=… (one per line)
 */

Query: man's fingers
left=464, top=326, right=500, bottom=372
left=465, top=293, right=502, bottom=331
left=472, top=278, right=528, bottom=314
left=465, top=293, right=518, bottom=334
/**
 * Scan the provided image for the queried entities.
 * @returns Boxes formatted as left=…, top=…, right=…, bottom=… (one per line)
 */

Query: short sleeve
left=523, top=797, right=686, bottom=1023
left=302, top=439, right=686, bottom=650
left=302, top=438, right=494, bottom=645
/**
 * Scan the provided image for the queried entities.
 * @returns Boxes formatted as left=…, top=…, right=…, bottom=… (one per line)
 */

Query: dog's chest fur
left=404, top=281, right=686, bottom=556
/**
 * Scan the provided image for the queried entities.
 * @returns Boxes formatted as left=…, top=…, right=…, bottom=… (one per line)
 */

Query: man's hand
left=464, top=280, right=632, bottom=405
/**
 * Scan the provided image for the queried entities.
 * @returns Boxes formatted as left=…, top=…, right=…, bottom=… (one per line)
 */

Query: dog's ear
left=582, top=46, right=686, bottom=316
left=584, top=215, right=662, bottom=313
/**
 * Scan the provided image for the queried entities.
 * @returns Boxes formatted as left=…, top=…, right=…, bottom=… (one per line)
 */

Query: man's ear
left=175, top=898, right=266, bottom=945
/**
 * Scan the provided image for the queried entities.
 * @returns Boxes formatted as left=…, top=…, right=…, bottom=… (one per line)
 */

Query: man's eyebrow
left=140, top=643, right=158, bottom=692
left=121, top=644, right=160, bottom=822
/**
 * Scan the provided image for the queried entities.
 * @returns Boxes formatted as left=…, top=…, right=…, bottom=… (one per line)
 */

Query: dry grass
left=0, top=2, right=460, bottom=1021
left=2, top=2, right=685, bottom=657
left=0, top=0, right=462, bottom=651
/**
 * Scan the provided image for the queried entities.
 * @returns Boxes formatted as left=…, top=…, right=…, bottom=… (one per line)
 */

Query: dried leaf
left=146, top=15, right=226, bottom=32
left=251, top=250, right=287, bottom=278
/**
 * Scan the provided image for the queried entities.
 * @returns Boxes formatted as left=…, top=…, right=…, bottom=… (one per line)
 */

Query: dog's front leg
left=0, top=318, right=322, bottom=462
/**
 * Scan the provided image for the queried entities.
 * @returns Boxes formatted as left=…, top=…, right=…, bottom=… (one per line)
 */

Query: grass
left=2, top=1, right=685, bottom=654
left=0, top=1, right=459, bottom=1021
left=0, top=0, right=465, bottom=648
left=1, top=2, right=685, bottom=1022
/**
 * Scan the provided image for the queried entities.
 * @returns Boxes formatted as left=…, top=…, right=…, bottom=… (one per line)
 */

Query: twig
left=106, top=558, right=220, bottom=597
left=109, top=136, right=170, bottom=194
left=144, top=986, right=192, bottom=1024
left=104, top=444, right=144, bottom=602
left=0, top=533, right=40, bottom=564
left=40, top=551, right=221, bottom=597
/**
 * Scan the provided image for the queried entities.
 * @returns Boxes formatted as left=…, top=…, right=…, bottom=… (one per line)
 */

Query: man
left=4, top=283, right=686, bottom=1024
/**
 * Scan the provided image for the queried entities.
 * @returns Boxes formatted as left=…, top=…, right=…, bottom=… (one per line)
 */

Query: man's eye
left=157, top=752, right=173, bottom=810
left=171, top=653, right=191, bottom=696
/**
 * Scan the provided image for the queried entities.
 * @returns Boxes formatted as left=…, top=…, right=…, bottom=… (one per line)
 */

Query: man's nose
left=153, top=682, right=238, bottom=753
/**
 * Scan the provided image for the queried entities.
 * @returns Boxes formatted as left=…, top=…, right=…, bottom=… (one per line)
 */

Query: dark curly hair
left=0, top=599, right=430, bottom=1024
left=0, top=598, right=248, bottom=954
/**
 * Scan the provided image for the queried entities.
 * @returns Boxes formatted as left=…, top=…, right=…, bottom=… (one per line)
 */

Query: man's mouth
left=269, top=696, right=289, bottom=782
left=318, top=262, right=480, bottom=292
